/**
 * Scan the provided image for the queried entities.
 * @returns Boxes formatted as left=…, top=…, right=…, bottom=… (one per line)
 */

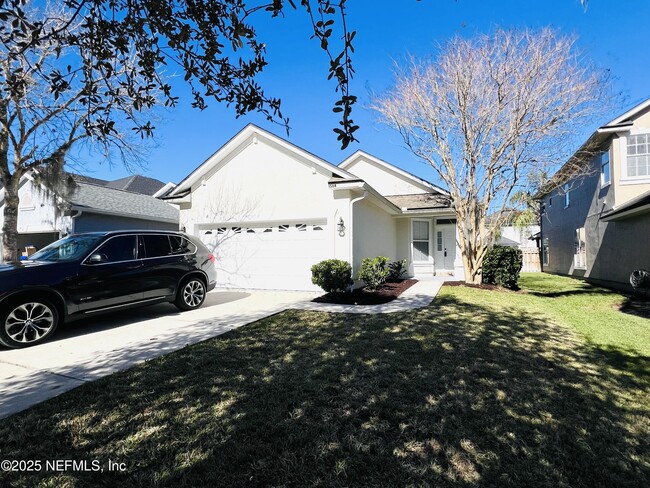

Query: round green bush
left=482, top=245, right=523, bottom=289
left=311, top=259, right=353, bottom=293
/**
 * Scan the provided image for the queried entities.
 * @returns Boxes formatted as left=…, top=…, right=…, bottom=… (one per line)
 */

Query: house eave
left=69, top=205, right=179, bottom=224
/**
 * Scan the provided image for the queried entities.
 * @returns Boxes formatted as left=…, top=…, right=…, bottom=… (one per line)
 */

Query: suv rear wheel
left=175, top=277, right=206, bottom=311
left=0, top=300, right=59, bottom=348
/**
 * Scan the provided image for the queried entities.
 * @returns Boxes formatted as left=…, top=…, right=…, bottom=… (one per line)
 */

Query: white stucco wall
left=344, top=158, right=429, bottom=196
left=0, top=180, right=70, bottom=235
left=352, top=198, right=397, bottom=279
left=181, top=138, right=338, bottom=231
left=497, top=225, right=540, bottom=249
left=178, top=136, right=359, bottom=290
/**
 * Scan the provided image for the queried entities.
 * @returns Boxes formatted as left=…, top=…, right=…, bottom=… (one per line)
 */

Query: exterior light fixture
left=337, top=217, right=346, bottom=237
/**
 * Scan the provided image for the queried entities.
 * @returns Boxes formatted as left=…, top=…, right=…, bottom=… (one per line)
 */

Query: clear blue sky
left=78, top=0, right=650, bottom=187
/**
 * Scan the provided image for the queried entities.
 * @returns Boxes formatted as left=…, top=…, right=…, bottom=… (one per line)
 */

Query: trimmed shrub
left=388, top=258, right=408, bottom=281
left=311, top=259, right=352, bottom=293
left=358, top=256, right=390, bottom=291
left=482, top=245, right=523, bottom=289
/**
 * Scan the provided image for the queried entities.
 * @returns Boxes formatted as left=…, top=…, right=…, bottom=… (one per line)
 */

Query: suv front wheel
left=175, top=277, right=206, bottom=311
left=0, top=300, right=59, bottom=348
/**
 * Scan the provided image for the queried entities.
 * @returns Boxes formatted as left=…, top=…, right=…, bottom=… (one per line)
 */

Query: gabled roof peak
left=339, top=150, right=449, bottom=196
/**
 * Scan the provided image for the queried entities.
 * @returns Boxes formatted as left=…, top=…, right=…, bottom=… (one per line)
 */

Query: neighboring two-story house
left=538, top=98, right=650, bottom=291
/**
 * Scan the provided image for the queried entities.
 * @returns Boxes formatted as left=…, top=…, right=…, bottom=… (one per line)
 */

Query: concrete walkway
left=0, top=290, right=316, bottom=419
left=293, top=278, right=447, bottom=314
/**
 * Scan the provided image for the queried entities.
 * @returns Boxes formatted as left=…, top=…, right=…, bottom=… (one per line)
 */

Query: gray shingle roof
left=384, top=193, right=452, bottom=210
left=70, top=183, right=179, bottom=223
left=104, top=175, right=166, bottom=195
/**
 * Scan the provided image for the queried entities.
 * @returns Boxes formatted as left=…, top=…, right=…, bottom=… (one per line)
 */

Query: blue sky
left=79, top=0, right=650, bottom=187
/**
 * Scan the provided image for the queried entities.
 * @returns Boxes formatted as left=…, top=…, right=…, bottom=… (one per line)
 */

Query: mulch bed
left=312, top=279, right=418, bottom=305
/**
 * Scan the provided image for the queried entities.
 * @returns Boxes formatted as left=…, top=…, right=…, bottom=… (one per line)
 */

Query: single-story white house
left=162, top=125, right=464, bottom=291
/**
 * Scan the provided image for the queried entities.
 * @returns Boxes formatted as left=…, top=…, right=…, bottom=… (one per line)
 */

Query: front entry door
left=434, top=225, right=456, bottom=271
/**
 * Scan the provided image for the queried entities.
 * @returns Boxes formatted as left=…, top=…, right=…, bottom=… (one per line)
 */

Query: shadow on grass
left=0, top=293, right=648, bottom=487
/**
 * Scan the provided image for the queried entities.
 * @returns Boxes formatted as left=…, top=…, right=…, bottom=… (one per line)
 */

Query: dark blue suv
left=0, top=230, right=217, bottom=348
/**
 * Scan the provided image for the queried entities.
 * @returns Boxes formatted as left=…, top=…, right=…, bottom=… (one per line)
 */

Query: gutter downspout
left=68, top=209, right=82, bottom=236
left=349, top=190, right=368, bottom=282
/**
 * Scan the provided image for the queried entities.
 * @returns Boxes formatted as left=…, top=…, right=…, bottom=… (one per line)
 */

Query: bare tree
left=373, top=28, right=611, bottom=284
left=0, top=5, right=150, bottom=261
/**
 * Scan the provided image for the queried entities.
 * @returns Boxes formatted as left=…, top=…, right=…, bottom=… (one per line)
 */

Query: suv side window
left=95, top=236, right=138, bottom=263
left=169, top=235, right=196, bottom=255
left=142, top=234, right=172, bottom=258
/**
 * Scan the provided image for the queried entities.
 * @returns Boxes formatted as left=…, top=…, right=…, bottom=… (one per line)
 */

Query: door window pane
left=95, top=236, right=138, bottom=263
left=143, top=235, right=172, bottom=258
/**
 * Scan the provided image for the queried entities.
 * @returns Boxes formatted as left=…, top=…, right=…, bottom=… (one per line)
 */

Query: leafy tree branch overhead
left=0, top=0, right=358, bottom=147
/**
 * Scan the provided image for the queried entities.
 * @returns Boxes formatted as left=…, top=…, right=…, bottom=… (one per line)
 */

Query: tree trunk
left=457, top=212, right=486, bottom=285
left=2, top=174, right=20, bottom=262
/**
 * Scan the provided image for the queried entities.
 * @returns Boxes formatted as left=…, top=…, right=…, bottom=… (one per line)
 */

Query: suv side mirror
left=87, top=253, right=107, bottom=264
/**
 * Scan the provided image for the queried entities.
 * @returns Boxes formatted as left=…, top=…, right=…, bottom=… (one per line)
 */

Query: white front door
left=434, top=225, right=456, bottom=271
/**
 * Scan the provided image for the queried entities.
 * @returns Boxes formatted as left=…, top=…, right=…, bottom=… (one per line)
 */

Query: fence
left=521, top=247, right=541, bottom=272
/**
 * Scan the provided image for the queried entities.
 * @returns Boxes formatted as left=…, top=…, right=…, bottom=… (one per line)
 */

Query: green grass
left=519, top=273, right=650, bottom=357
left=0, top=273, right=648, bottom=487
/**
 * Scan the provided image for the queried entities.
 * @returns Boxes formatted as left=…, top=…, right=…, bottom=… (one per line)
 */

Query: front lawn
left=0, top=273, right=648, bottom=487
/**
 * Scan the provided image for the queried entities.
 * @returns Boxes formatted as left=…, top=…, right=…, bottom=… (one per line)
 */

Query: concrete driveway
left=0, top=289, right=317, bottom=419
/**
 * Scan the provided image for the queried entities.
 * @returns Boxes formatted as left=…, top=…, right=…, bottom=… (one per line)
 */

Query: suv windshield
left=29, top=234, right=105, bottom=262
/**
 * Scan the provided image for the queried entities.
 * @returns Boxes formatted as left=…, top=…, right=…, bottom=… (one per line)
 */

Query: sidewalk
left=292, top=278, right=448, bottom=314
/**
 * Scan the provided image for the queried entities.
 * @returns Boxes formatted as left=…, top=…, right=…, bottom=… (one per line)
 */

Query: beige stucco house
left=538, top=98, right=650, bottom=290
left=162, top=124, right=463, bottom=291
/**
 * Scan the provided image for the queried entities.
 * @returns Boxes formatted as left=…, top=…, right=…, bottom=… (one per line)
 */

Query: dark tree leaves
left=0, top=0, right=358, bottom=148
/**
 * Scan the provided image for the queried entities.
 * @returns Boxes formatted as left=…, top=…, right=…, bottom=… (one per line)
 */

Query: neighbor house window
left=574, top=227, right=586, bottom=269
left=627, top=134, right=650, bottom=178
left=601, top=151, right=611, bottom=186
left=541, top=203, right=546, bottom=217
left=542, top=238, right=549, bottom=266
left=563, top=183, right=570, bottom=208
left=412, top=220, right=430, bottom=262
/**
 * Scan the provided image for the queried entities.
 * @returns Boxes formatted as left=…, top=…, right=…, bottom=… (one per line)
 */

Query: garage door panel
left=200, top=221, right=329, bottom=291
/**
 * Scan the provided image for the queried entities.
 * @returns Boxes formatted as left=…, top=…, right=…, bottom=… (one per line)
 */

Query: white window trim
left=620, top=130, right=650, bottom=184
left=542, top=238, right=549, bottom=266
left=563, top=183, right=570, bottom=209
left=411, top=219, right=432, bottom=263
left=573, top=227, right=586, bottom=270
left=600, top=150, right=611, bottom=188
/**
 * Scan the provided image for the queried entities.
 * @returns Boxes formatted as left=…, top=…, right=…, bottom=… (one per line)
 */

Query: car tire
left=175, top=277, right=206, bottom=311
left=0, top=299, right=59, bottom=349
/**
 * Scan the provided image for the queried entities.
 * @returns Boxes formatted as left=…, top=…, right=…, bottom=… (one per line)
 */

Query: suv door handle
left=126, top=262, right=143, bottom=270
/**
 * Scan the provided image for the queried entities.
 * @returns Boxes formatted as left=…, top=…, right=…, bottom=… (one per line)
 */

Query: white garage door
left=200, top=221, right=329, bottom=291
